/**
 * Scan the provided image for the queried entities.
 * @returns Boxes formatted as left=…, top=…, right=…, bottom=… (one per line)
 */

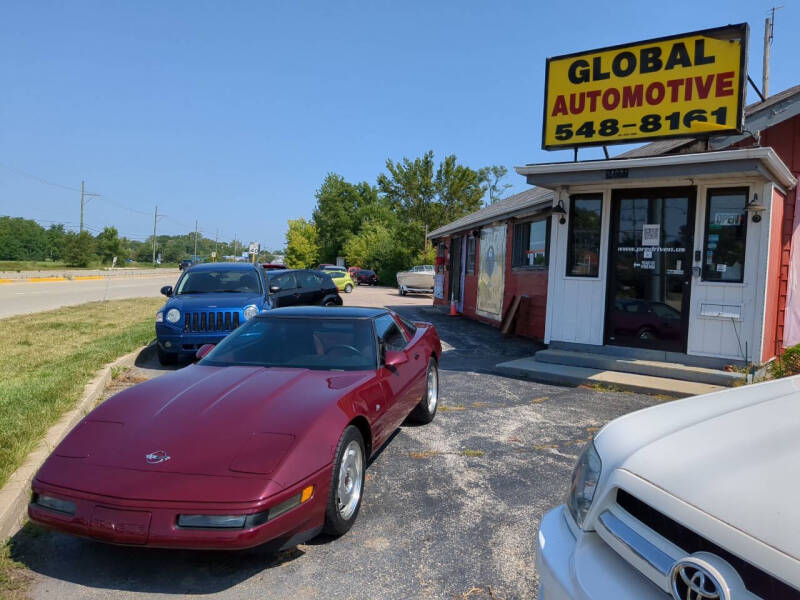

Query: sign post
left=542, top=24, right=748, bottom=150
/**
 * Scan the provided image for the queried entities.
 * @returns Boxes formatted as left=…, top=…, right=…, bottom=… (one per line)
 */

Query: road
left=0, top=274, right=178, bottom=318
left=7, top=288, right=664, bottom=600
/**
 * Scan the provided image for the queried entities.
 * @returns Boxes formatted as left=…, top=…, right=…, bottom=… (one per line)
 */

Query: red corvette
left=29, top=306, right=441, bottom=550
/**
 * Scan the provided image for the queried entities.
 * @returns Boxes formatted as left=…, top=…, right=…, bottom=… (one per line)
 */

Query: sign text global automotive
left=542, top=24, right=748, bottom=150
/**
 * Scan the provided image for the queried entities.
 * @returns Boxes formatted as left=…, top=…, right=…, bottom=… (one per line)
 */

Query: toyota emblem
left=145, top=450, right=171, bottom=464
left=671, top=559, right=723, bottom=600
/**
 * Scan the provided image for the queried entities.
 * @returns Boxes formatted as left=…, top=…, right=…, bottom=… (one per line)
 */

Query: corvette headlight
left=243, top=305, right=258, bottom=320
left=166, top=308, right=181, bottom=323
left=567, top=440, right=602, bottom=528
left=36, top=494, right=77, bottom=515
left=177, top=486, right=313, bottom=529
left=156, top=311, right=164, bottom=323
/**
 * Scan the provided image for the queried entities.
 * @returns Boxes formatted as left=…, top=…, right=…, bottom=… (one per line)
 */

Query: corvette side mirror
left=160, top=285, right=173, bottom=297
left=383, top=350, right=408, bottom=367
left=269, top=285, right=280, bottom=293
left=195, top=343, right=215, bottom=360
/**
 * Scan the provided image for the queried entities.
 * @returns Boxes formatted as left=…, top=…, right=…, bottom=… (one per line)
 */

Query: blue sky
left=2, top=1, right=797, bottom=250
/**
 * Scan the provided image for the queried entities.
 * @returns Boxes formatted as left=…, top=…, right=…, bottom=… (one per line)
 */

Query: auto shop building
left=430, top=84, right=800, bottom=367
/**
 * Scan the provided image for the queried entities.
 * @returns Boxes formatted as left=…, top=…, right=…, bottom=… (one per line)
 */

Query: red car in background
left=29, top=307, right=441, bottom=550
left=356, top=269, right=378, bottom=286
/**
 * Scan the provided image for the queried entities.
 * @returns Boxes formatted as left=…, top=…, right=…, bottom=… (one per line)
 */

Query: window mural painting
left=477, top=224, right=506, bottom=320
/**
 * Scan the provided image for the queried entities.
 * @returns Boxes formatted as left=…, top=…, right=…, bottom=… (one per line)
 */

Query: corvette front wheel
left=323, top=425, right=365, bottom=537
left=409, top=357, right=438, bottom=424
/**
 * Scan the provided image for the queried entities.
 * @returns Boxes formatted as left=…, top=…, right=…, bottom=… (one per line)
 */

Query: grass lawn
left=0, top=260, right=178, bottom=271
left=0, top=297, right=162, bottom=489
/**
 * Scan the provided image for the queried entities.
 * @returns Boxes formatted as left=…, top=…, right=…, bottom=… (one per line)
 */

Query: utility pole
left=79, top=180, right=99, bottom=233
left=215, top=229, right=219, bottom=262
left=194, top=220, right=198, bottom=263
left=763, top=6, right=783, bottom=99
left=152, top=205, right=158, bottom=265
left=234, top=234, right=237, bottom=261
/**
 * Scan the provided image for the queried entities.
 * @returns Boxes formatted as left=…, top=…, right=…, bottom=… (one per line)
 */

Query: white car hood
left=596, top=375, right=800, bottom=561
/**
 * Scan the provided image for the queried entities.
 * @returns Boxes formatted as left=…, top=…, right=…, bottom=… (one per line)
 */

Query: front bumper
left=155, top=327, right=230, bottom=355
left=536, top=506, right=666, bottom=599
left=29, top=468, right=330, bottom=550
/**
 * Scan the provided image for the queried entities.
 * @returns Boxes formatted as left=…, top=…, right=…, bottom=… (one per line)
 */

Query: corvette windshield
left=200, top=317, right=377, bottom=371
left=176, top=270, right=261, bottom=294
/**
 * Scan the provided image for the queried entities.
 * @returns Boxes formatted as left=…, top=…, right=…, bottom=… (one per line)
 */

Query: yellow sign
left=542, top=24, right=748, bottom=150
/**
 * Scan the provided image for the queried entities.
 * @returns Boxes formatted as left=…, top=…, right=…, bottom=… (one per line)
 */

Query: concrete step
left=534, top=349, right=744, bottom=387
left=495, top=357, right=724, bottom=398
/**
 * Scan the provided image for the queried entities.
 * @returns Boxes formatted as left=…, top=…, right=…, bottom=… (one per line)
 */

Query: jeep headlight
left=567, top=440, right=602, bottom=528
left=243, top=305, right=258, bottom=320
left=166, top=308, right=181, bottom=323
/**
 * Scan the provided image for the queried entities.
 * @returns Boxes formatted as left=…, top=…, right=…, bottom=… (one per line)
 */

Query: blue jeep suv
left=155, top=263, right=269, bottom=365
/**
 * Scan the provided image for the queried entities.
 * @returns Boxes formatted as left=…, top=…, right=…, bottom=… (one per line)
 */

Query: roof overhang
left=515, top=148, right=796, bottom=192
left=427, top=195, right=554, bottom=240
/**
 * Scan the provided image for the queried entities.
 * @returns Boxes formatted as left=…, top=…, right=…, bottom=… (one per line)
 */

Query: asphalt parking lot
left=8, top=286, right=665, bottom=600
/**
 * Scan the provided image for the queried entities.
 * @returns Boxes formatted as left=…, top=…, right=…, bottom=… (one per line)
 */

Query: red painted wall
left=763, top=187, right=786, bottom=362
left=502, top=228, right=548, bottom=340
left=432, top=227, right=549, bottom=341
left=733, top=114, right=800, bottom=352
left=762, top=115, right=800, bottom=351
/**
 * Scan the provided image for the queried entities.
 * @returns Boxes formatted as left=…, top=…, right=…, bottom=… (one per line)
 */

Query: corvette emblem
left=145, top=450, right=171, bottom=464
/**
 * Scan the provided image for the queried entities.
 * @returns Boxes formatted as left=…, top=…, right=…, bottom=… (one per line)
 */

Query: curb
left=0, top=345, right=150, bottom=543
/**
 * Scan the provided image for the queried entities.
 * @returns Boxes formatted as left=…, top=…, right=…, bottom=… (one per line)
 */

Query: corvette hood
left=614, top=379, right=800, bottom=561
left=44, top=365, right=372, bottom=484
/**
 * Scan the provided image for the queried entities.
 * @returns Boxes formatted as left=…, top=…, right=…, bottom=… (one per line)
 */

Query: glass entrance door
left=605, top=188, right=695, bottom=352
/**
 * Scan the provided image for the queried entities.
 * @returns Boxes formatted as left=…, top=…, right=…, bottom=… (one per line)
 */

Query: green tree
left=285, top=218, right=320, bottom=269
left=64, top=231, right=96, bottom=267
left=95, top=226, right=124, bottom=264
left=481, top=165, right=513, bottom=205
left=376, top=151, right=488, bottom=257
left=0, top=217, right=47, bottom=260
left=312, top=174, right=381, bottom=263
left=45, top=224, right=67, bottom=261
left=342, top=220, right=410, bottom=286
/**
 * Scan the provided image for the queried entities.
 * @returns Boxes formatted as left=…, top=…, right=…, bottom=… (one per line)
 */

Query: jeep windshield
left=200, top=316, right=377, bottom=371
left=176, top=270, right=262, bottom=294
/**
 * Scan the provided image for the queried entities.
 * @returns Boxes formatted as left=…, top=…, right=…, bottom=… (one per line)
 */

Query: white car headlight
left=156, top=311, right=164, bottom=323
left=243, top=305, right=258, bottom=320
left=166, top=308, right=181, bottom=323
left=567, top=440, right=602, bottom=528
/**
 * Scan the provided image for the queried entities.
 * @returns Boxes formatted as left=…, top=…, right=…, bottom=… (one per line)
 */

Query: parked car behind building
left=356, top=268, right=378, bottom=286
left=322, top=269, right=355, bottom=293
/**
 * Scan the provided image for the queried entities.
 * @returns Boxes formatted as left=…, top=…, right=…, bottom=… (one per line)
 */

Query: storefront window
left=566, top=195, right=602, bottom=277
left=512, top=219, right=550, bottom=268
left=466, top=236, right=476, bottom=274
left=702, top=188, right=747, bottom=283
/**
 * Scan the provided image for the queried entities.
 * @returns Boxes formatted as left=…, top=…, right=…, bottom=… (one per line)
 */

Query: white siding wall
left=686, top=181, right=772, bottom=361
left=546, top=188, right=610, bottom=346
left=545, top=179, right=772, bottom=362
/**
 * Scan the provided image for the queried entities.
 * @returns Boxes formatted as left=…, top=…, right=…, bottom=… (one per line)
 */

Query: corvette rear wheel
left=323, top=425, right=365, bottom=536
left=344, top=284, right=353, bottom=293
left=409, top=357, right=438, bottom=424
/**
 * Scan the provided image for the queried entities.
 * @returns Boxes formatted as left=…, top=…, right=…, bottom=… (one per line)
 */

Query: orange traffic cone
left=449, top=297, right=460, bottom=316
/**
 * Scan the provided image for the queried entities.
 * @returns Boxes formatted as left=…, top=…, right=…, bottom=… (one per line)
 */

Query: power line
left=0, top=162, right=82, bottom=192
